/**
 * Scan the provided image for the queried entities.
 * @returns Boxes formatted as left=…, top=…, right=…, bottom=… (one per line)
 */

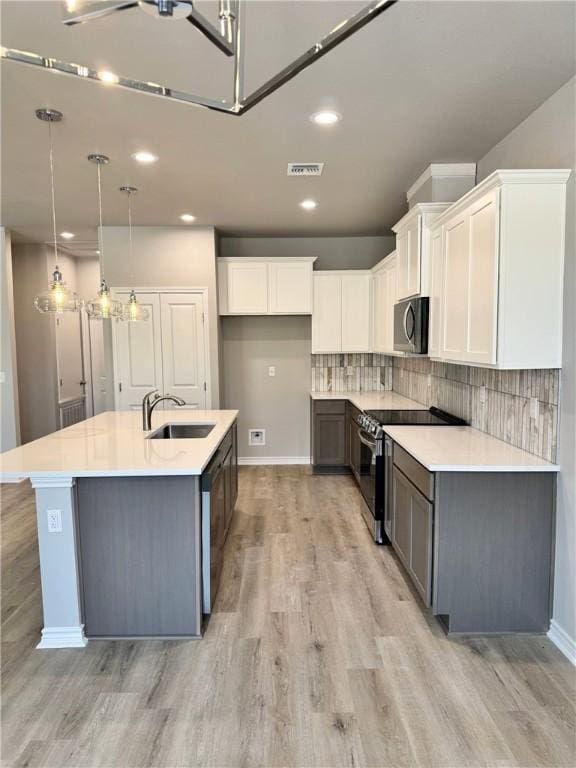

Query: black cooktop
left=365, top=407, right=466, bottom=426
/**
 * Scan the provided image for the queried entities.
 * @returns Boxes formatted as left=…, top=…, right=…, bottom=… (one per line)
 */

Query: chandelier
left=1, top=0, right=398, bottom=115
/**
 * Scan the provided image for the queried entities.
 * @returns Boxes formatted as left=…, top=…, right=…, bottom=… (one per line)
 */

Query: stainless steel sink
left=147, top=423, right=215, bottom=440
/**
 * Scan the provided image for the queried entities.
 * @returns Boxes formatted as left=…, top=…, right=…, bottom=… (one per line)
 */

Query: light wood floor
left=1, top=468, right=575, bottom=768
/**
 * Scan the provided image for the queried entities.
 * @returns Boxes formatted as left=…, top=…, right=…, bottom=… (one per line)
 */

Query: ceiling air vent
left=287, top=163, right=324, bottom=177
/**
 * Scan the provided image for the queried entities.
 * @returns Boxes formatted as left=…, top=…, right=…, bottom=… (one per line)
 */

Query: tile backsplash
left=310, top=353, right=560, bottom=462
left=311, top=354, right=393, bottom=393
left=391, top=356, right=560, bottom=462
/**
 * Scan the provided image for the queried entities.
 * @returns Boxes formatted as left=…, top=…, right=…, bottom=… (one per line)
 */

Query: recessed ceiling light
left=97, top=70, right=119, bottom=85
left=311, top=110, right=341, bottom=126
left=60, top=231, right=75, bottom=239
left=300, top=199, right=318, bottom=210
left=132, top=151, right=159, bottom=164
left=180, top=213, right=196, bottom=222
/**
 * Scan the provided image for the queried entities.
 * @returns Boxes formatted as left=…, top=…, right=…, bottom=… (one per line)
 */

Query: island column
left=31, top=476, right=87, bottom=649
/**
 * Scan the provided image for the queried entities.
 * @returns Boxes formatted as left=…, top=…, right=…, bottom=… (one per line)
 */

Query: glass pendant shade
left=34, top=265, right=83, bottom=314
left=85, top=279, right=124, bottom=319
left=123, top=289, right=150, bottom=322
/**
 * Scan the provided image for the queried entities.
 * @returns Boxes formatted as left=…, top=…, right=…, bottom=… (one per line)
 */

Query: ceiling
left=1, top=0, right=574, bottom=248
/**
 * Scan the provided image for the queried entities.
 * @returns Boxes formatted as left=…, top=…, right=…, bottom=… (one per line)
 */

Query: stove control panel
left=357, top=412, right=384, bottom=439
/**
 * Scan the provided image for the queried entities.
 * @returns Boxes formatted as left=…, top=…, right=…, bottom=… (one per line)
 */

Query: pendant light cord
left=96, top=161, right=104, bottom=282
left=127, top=190, right=134, bottom=289
left=48, top=119, right=58, bottom=265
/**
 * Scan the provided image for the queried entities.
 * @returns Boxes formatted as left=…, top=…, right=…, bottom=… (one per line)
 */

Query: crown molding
left=407, top=163, right=477, bottom=202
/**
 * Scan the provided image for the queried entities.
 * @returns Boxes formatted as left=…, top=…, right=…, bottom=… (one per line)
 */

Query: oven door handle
left=358, top=428, right=378, bottom=452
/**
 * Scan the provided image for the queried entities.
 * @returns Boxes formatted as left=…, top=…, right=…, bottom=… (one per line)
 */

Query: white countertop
left=0, top=410, right=239, bottom=481
left=310, top=391, right=426, bottom=411
left=384, top=426, right=560, bottom=473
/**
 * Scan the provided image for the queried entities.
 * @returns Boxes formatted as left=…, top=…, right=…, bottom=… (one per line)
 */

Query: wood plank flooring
left=1, top=467, right=575, bottom=767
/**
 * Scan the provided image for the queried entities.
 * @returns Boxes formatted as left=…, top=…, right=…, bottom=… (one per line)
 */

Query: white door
left=441, top=213, right=470, bottom=361
left=160, top=293, right=207, bottom=409
left=268, top=261, right=313, bottom=314
left=428, top=228, right=443, bottom=358
left=114, top=293, right=163, bottom=410
left=466, top=190, right=499, bottom=365
left=372, top=270, right=386, bottom=353
left=396, top=228, right=409, bottom=300
left=341, top=274, right=371, bottom=352
left=312, top=274, right=342, bottom=353
left=406, top=215, right=421, bottom=298
left=226, top=261, right=268, bottom=314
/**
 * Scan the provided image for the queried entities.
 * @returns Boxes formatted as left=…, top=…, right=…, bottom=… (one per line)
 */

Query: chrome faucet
left=142, top=390, right=186, bottom=431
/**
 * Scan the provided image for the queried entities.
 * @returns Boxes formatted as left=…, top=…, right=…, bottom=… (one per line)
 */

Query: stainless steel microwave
left=393, top=296, right=429, bottom=354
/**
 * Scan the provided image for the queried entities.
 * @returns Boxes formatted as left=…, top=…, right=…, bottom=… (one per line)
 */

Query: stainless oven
left=356, top=419, right=385, bottom=543
left=394, top=296, right=429, bottom=354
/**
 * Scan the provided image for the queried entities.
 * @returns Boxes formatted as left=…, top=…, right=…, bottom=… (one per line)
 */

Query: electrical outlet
left=268, top=366, right=276, bottom=377
left=47, top=509, right=62, bottom=533
left=346, top=366, right=354, bottom=377
left=479, top=385, right=487, bottom=405
left=530, top=397, right=540, bottom=420
left=249, top=429, right=266, bottom=446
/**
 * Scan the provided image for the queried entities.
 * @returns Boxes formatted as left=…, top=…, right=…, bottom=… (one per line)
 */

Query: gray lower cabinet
left=392, top=465, right=433, bottom=607
left=390, top=440, right=555, bottom=634
left=348, top=403, right=361, bottom=482
left=311, top=399, right=349, bottom=473
left=77, top=475, right=201, bottom=638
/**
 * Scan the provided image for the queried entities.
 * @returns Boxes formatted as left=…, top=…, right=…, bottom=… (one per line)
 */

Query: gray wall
left=0, top=228, right=20, bottom=451
left=221, top=316, right=311, bottom=461
left=11, top=244, right=61, bottom=443
left=476, top=76, right=575, bottom=653
left=102, top=226, right=220, bottom=407
left=219, top=235, right=396, bottom=270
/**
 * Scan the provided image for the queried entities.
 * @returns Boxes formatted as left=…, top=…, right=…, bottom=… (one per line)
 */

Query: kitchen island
left=0, top=409, right=238, bottom=648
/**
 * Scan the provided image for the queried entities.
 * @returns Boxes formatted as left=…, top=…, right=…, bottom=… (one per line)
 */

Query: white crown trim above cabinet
left=111, top=288, right=211, bottom=410
left=372, top=251, right=397, bottom=354
left=312, top=271, right=372, bottom=353
left=218, top=257, right=316, bottom=315
left=392, top=203, right=450, bottom=301
left=429, top=169, right=571, bottom=369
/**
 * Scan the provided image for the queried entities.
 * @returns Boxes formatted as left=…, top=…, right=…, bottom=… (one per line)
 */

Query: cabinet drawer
left=313, top=399, right=347, bottom=415
left=393, top=444, right=434, bottom=501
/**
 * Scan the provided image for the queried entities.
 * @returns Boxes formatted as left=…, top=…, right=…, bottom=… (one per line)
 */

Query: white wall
left=0, top=228, right=20, bottom=451
left=478, top=75, right=575, bottom=660
left=101, top=227, right=220, bottom=407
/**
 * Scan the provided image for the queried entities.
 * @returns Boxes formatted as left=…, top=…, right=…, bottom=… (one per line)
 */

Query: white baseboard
left=238, top=456, right=311, bottom=466
left=548, top=620, right=576, bottom=665
left=36, top=625, right=88, bottom=649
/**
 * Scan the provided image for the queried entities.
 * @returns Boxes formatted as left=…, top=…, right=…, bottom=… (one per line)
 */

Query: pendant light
left=85, top=154, right=124, bottom=320
left=33, top=108, right=82, bottom=314
left=120, top=186, right=149, bottom=322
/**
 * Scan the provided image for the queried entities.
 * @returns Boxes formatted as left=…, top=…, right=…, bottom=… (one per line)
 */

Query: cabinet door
left=269, top=261, right=313, bottom=314
left=392, top=467, right=433, bottom=606
left=383, top=255, right=397, bottom=353
left=428, top=227, right=443, bottom=358
left=341, top=274, right=371, bottom=352
left=113, top=293, right=163, bottom=410
left=372, top=271, right=386, bottom=353
left=466, top=190, right=499, bottom=365
left=227, top=261, right=269, bottom=314
left=441, top=212, right=470, bottom=361
left=396, top=218, right=421, bottom=300
left=313, top=413, right=347, bottom=466
left=230, top=423, right=238, bottom=507
left=392, top=467, right=411, bottom=567
left=160, top=293, right=207, bottom=409
left=312, top=275, right=342, bottom=353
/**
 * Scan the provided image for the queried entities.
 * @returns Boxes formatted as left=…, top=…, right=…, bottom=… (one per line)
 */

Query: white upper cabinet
left=392, top=203, right=450, bottom=301
left=218, top=257, right=316, bottom=315
left=312, top=271, right=372, bottom=353
left=372, top=252, right=397, bottom=354
left=430, top=169, right=570, bottom=369
left=268, top=260, right=313, bottom=314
